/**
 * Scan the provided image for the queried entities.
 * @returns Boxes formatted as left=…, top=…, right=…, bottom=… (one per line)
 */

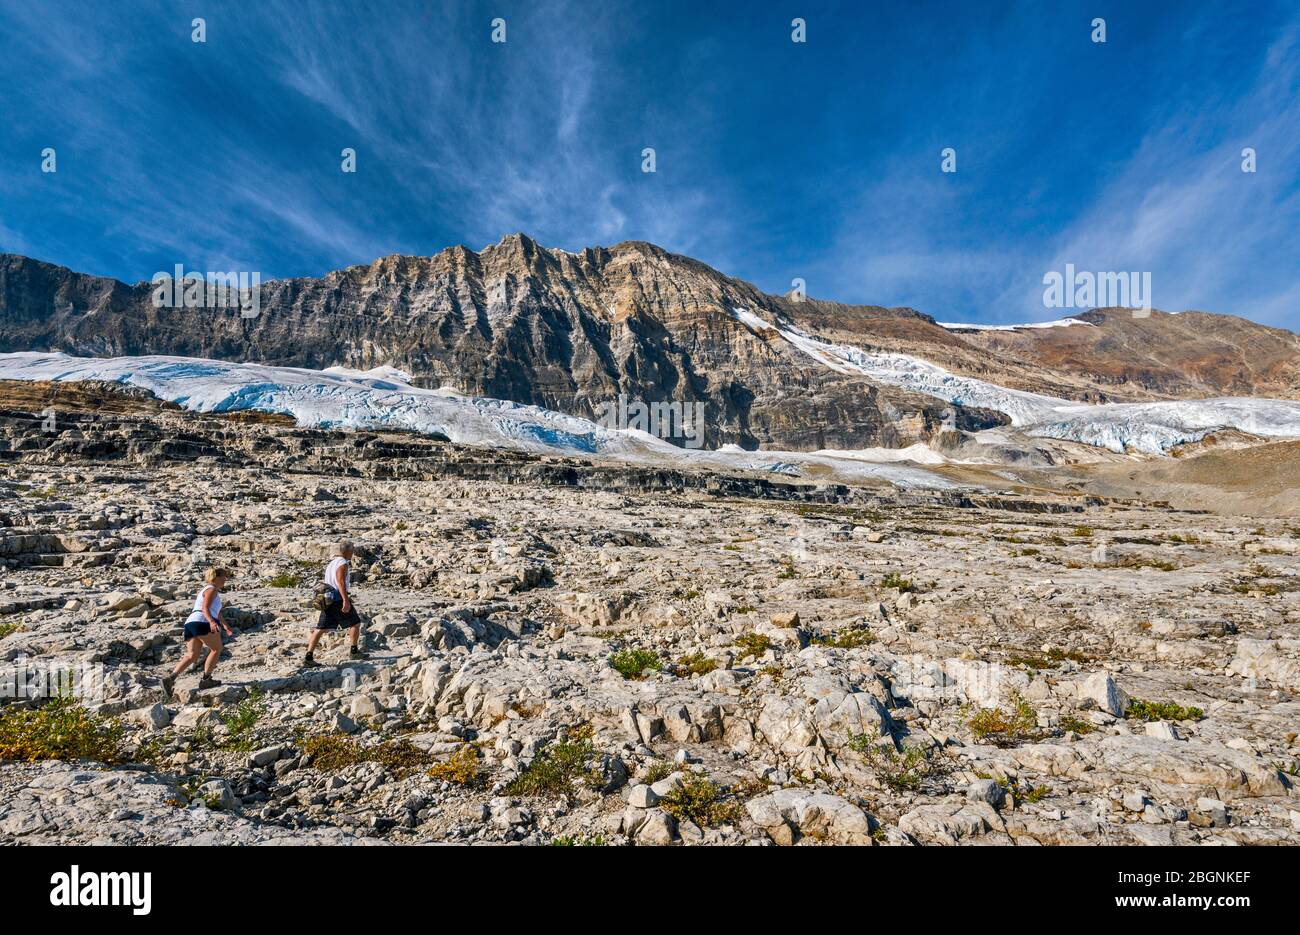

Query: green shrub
left=505, top=726, right=601, bottom=797
left=642, top=761, right=674, bottom=785
left=268, top=573, right=301, bottom=588
left=733, top=632, right=773, bottom=662
left=968, top=692, right=1040, bottom=747
left=1023, top=783, right=1051, bottom=803
left=427, top=744, right=483, bottom=786
left=299, top=732, right=432, bottom=776
left=610, top=649, right=662, bottom=680
left=676, top=652, right=718, bottom=676
left=1057, top=714, right=1096, bottom=735
left=812, top=628, right=875, bottom=649
left=659, top=773, right=745, bottom=827
left=0, top=622, right=23, bottom=639
left=1005, top=647, right=1091, bottom=670
left=219, top=688, right=264, bottom=750
left=0, top=695, right=124, bottom=763
left=880, top=573, right=914, bottom=593
left=847, top=736, right=943, bottom=792
left=1124, top=698, right=1204, bottom=722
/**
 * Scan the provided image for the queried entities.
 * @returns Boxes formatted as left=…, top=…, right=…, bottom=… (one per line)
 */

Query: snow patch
left=730, top=307, right=776, bottom=334
left=320, top=364, right=414, bottom=386
left=813, top=444, right=948, bottom=465
left=936, top=318, right=1094, bottom=331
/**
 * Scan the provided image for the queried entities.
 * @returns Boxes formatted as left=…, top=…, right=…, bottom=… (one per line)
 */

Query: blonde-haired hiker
left=161, top=567, right=234, bottom=698
left=304, top=540, right=367, bottom=667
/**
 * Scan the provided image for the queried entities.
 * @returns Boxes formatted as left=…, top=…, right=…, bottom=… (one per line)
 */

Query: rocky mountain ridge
left=2, top=237, right=1296, bottom=452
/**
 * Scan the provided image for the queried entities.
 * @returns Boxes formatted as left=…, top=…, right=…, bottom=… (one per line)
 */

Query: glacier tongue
left=732, top=310, right=1300, bottom=454
left=0, top=351, right=667, bottom=458
left=0, top=352, right=965, bottom=490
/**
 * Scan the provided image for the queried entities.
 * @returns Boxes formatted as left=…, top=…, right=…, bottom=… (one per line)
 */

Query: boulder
left=746, top=789, right=874, bottom=845
left=1077, top=672, right=1130, bottom=718
left=966, top=778, right=1006, bottom=809
left=634, top=808, right=677, bottom=845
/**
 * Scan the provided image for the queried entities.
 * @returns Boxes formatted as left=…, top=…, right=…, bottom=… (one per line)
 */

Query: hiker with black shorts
left=304, top=540, right=367, bottom=667
left=162, top=567, right=234, bottom=698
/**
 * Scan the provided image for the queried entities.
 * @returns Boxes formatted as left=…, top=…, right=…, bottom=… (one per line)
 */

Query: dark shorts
left=183, top=618, right=212, bottom=639
left=316, top=589, right=361, bottom=630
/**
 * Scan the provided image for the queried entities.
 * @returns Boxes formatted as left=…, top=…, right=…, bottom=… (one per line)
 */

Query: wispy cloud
left=0, top=0, right=1293, bottom=330
left=808, top=8, right=1300, bottom=328
left=261, top=0, right=727, bottom=256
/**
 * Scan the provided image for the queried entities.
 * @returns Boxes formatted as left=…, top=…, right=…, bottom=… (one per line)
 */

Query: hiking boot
left=302, top=653, right=321, bottom=668
left=197, top=675, right=222, bottom=690
left=348, top=647, right=368, bottom=660
left=160, top=674, right=176, bottom=701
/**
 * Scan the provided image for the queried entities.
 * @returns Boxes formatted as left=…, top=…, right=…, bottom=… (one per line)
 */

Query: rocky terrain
left=1, top=386, right=1297, bottom=846
left=5, top=238, right=1297, bottom=453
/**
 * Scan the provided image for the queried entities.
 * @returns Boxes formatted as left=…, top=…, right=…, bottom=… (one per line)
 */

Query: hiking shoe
left=302, top=653, right=321, bottom=668
left=348, top=647, right=368, bottom=659
left=197, top=675, right=222, bottom=690
left=160, top=675, right=176, bottom=700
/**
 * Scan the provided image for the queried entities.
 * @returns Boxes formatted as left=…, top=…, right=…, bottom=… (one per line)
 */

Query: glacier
left=729, top=309, right=1300, bottom=455
left=0, top=352, right=965, bottom=490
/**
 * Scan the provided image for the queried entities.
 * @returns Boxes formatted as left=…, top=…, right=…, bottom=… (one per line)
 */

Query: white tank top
left=186, top=584, right=222, bottom=623
left=324, top=557, right=350, bottom=591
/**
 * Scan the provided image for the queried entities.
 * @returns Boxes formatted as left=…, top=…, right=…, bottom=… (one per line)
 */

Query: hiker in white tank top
left=305, top=541, right=367, bottom=667
left=186, top=585, right=223, bottom=623
left=323, top=556, right=350, bottom=593
left=162, top=567, right=234, bottom=700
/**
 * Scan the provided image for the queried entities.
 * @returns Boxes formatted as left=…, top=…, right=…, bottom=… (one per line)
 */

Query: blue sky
left=1, top=0, right=1296, bottom=327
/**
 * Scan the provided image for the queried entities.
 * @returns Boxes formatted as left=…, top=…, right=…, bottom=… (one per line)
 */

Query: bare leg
left=198, top=632, right=223, bottom=676
left=171, top=639, right=202, bottom=676
left=306, top=628, right=325, bottom=654
left=347, top=624, right=360, bottom=650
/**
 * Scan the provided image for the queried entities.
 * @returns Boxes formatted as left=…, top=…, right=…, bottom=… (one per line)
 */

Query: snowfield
left=935, top=317, right=1094, bottom=331
left=730, top=309, right=1300, bottom=454
left=0, top=352, right=963, bottom=490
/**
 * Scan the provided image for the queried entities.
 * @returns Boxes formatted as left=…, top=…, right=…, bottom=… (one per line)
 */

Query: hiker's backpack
left=310, top=579, right=335, bottom=612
